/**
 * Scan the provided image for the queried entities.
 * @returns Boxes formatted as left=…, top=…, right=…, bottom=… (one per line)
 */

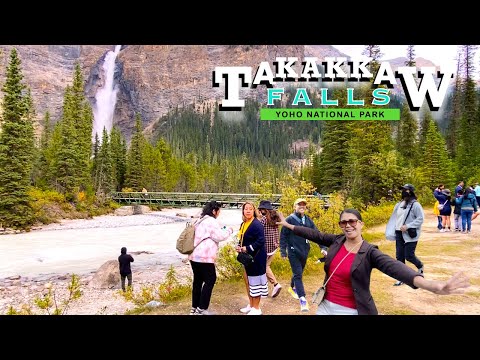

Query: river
left=0, top=207, right=243, bottom=280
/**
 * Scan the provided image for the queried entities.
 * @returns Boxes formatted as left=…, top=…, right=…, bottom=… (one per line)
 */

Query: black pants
left=121, top=273, right=132, bottom=291
left=190, top=260, right=217, bottom=310
left=395, top=230, right=423, bottom=269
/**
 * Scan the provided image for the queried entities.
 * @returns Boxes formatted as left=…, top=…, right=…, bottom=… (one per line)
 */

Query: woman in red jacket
left=277, top=209, right=470, bottom=315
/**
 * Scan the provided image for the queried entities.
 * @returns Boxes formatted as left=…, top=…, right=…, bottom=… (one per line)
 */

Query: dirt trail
left=152, top=208, right=480, bottom=315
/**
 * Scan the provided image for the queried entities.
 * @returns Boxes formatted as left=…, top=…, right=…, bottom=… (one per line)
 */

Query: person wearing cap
left=277, top=209, right=470, bottom=315
left=258, top=200, right=282, bottom=298
left=385, top=184, right=425, bottom=286
left=280, top=197, right=328, bottom=312
left=433, top=188, right=452, bottom=232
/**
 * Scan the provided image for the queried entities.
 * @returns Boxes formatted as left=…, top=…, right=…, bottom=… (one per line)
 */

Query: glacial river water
left=0, top=208, right=243, bottom=279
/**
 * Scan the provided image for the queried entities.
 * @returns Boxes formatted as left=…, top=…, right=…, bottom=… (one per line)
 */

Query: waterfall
left=92, top=45, right=121, bottom=141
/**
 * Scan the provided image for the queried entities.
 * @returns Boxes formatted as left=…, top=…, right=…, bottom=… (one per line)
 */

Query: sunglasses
left=338, top=219, right=360, bottom=228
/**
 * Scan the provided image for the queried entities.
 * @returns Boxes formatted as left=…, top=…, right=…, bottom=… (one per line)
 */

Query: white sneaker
left=247, top=307, right=262, bottom=315
left=439, top=228, right=445, bottom=233
left=271, top=283, right=282, bottom=298
left=239, top=305, right=252, bottom=314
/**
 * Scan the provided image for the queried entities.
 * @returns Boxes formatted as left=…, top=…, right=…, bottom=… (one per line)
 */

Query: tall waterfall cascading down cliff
left=92, top=45, right=121, bottom=141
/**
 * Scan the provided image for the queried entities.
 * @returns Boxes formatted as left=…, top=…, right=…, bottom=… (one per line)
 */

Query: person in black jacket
left=118, top=247, right=134, bottom=292
left=280, top=198, right=327, bottom=312
left=277, top=209, right=470, bottom=315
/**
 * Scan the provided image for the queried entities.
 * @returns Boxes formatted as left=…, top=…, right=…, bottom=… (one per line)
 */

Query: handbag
left=312, top=286, right=325, bottom=305
left=312, top=241, right=362, bottom=305
left=407, top=228, right=417, bottom=237
left=236, top=221, right=256, bottom=266
left=237, top=252, right=254, bottom=265
left=437, top=200, right=448, bottom=211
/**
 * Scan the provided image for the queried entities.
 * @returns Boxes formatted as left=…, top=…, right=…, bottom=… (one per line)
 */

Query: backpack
left=176, top=216, right=208, bottom=255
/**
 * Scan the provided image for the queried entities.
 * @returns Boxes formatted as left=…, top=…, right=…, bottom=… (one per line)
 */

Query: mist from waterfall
left=92, top=45, right=121, bottom=141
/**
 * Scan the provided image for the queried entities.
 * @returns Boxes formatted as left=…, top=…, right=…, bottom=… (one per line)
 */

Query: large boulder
left=89, top=260, right=120, bottom=289
left=114, top=206, right=134, bottom=216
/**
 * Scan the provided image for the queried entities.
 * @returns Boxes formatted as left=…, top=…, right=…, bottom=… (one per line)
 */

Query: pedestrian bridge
left=110, top=192, right=330, bottom=209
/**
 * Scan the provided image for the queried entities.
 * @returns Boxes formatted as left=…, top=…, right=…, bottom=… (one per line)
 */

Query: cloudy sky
left=332, top=45, right=461, bottom=74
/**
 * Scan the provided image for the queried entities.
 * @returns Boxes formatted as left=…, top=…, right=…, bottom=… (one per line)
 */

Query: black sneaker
left=393, top=281, right=404, bottom=286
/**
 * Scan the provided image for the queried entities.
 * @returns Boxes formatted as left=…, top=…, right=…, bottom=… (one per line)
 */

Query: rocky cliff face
left=0, top=45, right=440, bottom=141
left=1, top=45, right=308, bottom=140
left=0, top=45, right=113, bottom=134
left=113, top=45, right=306, bottom=139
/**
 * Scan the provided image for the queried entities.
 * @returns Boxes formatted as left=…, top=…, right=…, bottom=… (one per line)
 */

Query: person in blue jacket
left=456, top=187, right=478, bottom=233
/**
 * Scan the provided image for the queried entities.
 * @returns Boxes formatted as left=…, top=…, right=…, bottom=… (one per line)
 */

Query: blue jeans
left=395, top=231, right=423, bottom=269
left=461, top=210, right=473, bottom=231
left=437, top=216, right=443, bottom=230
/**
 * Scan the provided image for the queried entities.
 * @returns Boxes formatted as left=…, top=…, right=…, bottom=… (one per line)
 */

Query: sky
left=332, top=45, right=460, bottom=75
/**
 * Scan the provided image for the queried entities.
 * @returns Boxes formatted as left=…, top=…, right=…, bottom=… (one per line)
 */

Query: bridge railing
left=110, top=192, right=330, bottom=209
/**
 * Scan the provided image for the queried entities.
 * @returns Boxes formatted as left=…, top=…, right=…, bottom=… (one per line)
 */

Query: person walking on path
left=385, top=184, right=425, bottom=286
left=258, top=200, right=282, bottom=298
left=280, top=198, right=327, bottom=312
left=118, top=247, right=134, bottom=292
left=276, top=209, right=470, bottom=315
left=188, top=200, right=233, bottom=315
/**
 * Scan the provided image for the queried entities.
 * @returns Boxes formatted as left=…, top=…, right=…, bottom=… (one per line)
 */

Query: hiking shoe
left=239, top=305, right=252, bottom=314
left=393, top=281, right=404, bottom=286
left=299, top=297, right=309, bottom=312
left=271, top=283, right=282, bottom=298
left=288, top=286, right=299, bottom=300
left=247, top=307, right=262, bottom=315
left=195, top=308, right=214, bottom=315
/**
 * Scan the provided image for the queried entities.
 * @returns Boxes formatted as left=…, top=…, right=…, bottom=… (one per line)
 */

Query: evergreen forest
left=1, top=45, right=480, bottom=230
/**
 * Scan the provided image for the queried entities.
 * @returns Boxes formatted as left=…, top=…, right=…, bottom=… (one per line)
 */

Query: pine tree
left=362, top=45, right=383, bottom=75
left=456, top=45, right=479, bottom=178
left=126, top=114, right=145, bottom=190
left=420, top=120, right=453, bottom=189
left=110, top=127, right=127, bottom=191
left=94, top=128, right=113, bottom=196
left=396, top=102, right=419, bottom=166
left=405, top=45, right=416, bottom=67
left=0, top=48, right=35, bottom=229
left=34, top=111, right=52, bottom=188
left=445, top=52, right=462, bottom=157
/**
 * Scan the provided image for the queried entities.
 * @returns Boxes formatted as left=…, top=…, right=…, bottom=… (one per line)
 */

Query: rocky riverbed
left=0, top=207, right=241, bottom=315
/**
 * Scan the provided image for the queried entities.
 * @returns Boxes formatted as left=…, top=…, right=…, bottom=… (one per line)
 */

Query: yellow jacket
left=433, top=200, right=440, bottom=216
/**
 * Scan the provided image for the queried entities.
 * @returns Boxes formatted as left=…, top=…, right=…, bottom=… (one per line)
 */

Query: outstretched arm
left=413, top=272, right=470, bottom=295
left=277, top=212, right=294, bottom=230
